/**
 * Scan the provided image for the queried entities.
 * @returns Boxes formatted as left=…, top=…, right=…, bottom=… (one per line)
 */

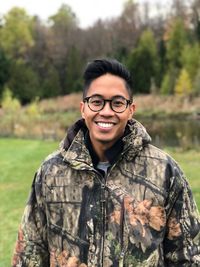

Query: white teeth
left=97, top=122, right=113, bottom=128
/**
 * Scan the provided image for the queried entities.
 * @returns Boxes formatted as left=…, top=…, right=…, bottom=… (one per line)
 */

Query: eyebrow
left=88, top=94, right=127, bottom=99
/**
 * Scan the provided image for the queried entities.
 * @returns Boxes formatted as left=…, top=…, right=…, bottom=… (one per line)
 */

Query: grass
left=0, top=138, right=199, bottom=266
left=0, top=138, right=58, bottom=267
left=165, top=148, right=200, bottom=208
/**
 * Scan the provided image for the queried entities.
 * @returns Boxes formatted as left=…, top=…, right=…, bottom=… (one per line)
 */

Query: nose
left=99, top=101, right=115, bottom=116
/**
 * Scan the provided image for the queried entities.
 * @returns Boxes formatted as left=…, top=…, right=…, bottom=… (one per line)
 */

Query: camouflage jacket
left=12, top=119, right=200, bottom=267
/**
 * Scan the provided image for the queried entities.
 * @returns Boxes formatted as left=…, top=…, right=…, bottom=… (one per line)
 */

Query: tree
left=0, top=49, right=10, bottom=96
left=8, top=60, right=40, bottom=104
left=81, top=19, right=113, bottom=59
left=41, top=65, right=61, bottom=98
left=157, top=39, right=167, bottom=88
left=29, top=16, right=49, bottom=78
left=65, top=46, right=83, bottom=94
left=170, top=0, right=188, bottom=18
left=191, top=0, right=200, bottom=41
left=47, top=4, right=79, bottom=93
left=165, top=18, right=188, bottom=69
left=49, top=4, right=78, bottom=30
left=110, top=0, right=141, bottom=53
left=160, top=67, right=178, bottom=95
left=127, top=29, right=159, bottom=93
left=193, top=67, right=200, bottom=96
left=0, top=7, right=34, bottom=59
left=47, top=4, right=79, bottom=63
left=175, top=68, right=192, bottom=96
left=161, top=17, right=189, bottom=95
left=181, top=43, right=200, bottom=81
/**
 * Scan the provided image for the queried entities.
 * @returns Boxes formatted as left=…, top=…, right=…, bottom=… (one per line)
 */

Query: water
left=138, top=117, right=200, bottom=148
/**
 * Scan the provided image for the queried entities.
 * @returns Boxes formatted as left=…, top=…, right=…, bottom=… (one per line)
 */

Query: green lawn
left=165, top=148, right=200, bottom=208
left=0, top=138, right=199, bottom=266
left=0, top=138, right=58, bottom=267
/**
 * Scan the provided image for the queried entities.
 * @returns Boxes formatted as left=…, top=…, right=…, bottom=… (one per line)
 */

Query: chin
left=98, top=139, right=113, bottom=144
left=96, top=136, right=117, bottom=145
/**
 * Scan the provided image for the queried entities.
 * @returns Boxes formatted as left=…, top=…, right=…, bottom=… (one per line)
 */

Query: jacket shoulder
left=132, top=144, right=185, bottom=192
left=139, top=144, right=181, bottom=171
left=35, top=150, right=65, bottom=183
left=142, top=144, right=172, bottom=161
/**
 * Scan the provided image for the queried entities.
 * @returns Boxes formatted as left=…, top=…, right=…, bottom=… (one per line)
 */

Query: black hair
left=83, top=58, right=133, bottom=100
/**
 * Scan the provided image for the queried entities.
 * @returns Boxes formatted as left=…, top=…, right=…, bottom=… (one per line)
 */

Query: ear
left=80, top=101, right=85, bottom=119
left=128, top=103, right=135, bottom=120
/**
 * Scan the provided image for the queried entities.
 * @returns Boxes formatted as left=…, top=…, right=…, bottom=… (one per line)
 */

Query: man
left=12, top=59, right=200, bottom=266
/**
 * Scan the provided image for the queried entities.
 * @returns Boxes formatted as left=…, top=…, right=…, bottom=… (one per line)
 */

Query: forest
left=0, top=0, right=200, bottom=104
left=1, top=2, right=200, bottom=265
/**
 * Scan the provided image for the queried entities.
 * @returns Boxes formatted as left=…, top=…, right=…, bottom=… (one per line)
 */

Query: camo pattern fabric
left=12, top=119, right=200, bottom=266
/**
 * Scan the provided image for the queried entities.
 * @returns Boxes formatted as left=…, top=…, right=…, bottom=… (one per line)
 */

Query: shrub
left=1, top=87, right=21, bottom=113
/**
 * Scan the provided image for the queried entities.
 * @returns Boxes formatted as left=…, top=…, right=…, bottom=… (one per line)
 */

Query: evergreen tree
left=65, top=46, right=83, bottom=94
left=191, top=0, right=200, bottom=41
left=166, top=18, right=188, bottom=69
left=41, top=65, right=61, bottom=98
left=8, top=61, right=40, bottom=104
left=161, top=17, right=189, bottom=95
left=157, top=39, right=167, bottom=89
left=181, top=43, right=200, bottom=81
left=0, top=49, right=10, bottom=97
left=127, top=29, right=159, bottom=93
left=160, top=67, right=178, bottom=95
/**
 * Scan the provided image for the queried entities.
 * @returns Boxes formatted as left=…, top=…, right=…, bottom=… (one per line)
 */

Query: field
left=0, top=138, right=200, bottom=266
left=1, top=94, right=200, bottom=141
left=0, top=138, right=58, bottom=267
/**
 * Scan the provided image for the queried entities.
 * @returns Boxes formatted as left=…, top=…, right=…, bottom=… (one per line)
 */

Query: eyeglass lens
left=87, top=95, right=128, bottom=113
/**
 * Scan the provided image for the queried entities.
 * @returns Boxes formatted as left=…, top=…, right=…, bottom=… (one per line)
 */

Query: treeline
left=0, top=0, right=200, bottom=104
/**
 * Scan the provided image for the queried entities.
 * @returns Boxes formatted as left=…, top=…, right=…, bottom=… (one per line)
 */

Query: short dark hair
left=83, top=58, right=133, bottom=100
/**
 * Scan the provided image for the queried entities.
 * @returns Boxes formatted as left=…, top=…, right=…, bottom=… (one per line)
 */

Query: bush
left=1, top=87, right=21, bottom=113
left=175, top=68, right=192, bottom=96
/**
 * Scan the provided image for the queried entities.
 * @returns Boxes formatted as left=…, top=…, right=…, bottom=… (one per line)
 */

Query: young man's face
left=80, top=74, right=135, bottom=149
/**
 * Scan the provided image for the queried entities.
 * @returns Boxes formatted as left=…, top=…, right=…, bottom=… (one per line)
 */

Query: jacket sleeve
left=164, top=162, right=200, bottom=266
left=12, top=166, right=49, bottom=267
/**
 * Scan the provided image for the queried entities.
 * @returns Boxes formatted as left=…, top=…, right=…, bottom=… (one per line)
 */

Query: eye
left=112, top=98, right=125, bottom=107
left=90, top=98, right=103, bottom=106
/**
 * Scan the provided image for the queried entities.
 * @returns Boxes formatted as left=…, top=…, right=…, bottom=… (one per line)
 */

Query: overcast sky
left=0, top=0, right=171, bottom=28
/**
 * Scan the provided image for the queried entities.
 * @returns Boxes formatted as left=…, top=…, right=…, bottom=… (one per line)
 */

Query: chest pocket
left=45, top=185, right=82, bottom=240
left=46, top=184, right=82, bottom=203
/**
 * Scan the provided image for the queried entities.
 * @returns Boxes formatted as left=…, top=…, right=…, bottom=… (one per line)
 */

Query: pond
left=137, top=117, right=200, bottom=149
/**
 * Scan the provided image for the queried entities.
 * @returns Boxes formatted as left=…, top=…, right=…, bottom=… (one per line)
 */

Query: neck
left=92, top=141, right=112, bottom=162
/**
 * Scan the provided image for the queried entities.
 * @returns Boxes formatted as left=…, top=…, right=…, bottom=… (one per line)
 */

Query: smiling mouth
left=96, top=122, right=115, bottom=128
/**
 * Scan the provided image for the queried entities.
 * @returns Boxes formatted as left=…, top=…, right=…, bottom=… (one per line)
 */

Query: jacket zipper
left=100, top=181, right=106, bottom=267
left=75, top=161, right=128, bottom=266
left=82, top=167, right=107, bottom=267
left=100, top=163, right=125, bottom=267
left=92, top=169, right=106, bottom=267
left=106, top=162, right=129, bottom=266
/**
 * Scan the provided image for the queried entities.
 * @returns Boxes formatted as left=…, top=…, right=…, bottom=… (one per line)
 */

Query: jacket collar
left=60, top=118, right=151, bottom=168
left=84, top=130, right=124, bottom=168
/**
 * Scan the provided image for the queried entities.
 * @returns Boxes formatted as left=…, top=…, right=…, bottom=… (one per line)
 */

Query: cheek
left=119, top=113, right=131, bottom=124
left=82, top=111, right=96, bottom=128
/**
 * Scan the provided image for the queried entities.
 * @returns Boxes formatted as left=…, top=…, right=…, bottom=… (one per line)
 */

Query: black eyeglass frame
left=83, top=95, right=132, bottom=113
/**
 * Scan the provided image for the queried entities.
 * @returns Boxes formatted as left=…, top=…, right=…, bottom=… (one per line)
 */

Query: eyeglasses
left=83, top=95, right=132, bottom=113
